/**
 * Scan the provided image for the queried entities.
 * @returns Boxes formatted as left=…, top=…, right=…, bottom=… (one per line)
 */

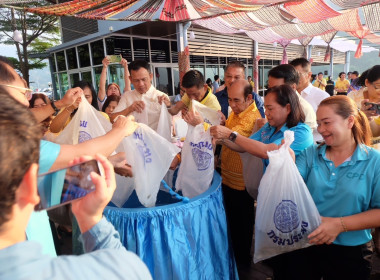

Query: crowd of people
left=0, top=52, right=380, bottom=280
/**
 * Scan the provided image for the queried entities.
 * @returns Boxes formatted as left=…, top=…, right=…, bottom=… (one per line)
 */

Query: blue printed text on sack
left=134, top=131, right=152, bottom=165
left=80, top=120, right=88, bottom=128
left=267, top=221, right=309, bottom=246
left=190, top=141, right=213, bottom=151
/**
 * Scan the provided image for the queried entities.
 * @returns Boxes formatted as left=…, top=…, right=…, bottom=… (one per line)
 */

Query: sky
left=0, top=43, right=52, bottom=90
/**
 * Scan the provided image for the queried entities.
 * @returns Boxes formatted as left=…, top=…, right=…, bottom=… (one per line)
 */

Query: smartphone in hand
left=107, top=54, right=122, bottom=63
left=35, top=160, right=102, bottom=211
left=365, top=102, right=380, bottom=115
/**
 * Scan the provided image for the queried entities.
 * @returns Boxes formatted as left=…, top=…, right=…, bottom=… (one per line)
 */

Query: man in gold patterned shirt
left=218, top=79, right=262, bottom=268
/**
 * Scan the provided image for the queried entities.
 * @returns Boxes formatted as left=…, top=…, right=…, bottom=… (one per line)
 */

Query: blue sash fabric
left=104, top=172, right=238, bottom=280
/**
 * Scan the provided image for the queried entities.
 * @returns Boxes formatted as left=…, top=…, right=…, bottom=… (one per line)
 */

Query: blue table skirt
left=104, top=171, right=238, bottom=280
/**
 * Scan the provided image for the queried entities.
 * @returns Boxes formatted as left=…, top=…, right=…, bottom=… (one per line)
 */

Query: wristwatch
left=228, top=131, right=238, bottom=142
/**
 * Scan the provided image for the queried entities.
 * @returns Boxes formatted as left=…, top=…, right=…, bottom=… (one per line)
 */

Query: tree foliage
left=0, top=1, right=60, bottom=84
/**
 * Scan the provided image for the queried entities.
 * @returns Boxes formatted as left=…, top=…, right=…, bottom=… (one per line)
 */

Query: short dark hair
left=265, top=84, right=305, bottom=128
left=347, top=71, right=352, bottom=75
left=29, top=93, right=50, bottom=109
left=339, top=72, right=346, bottom=78
left=128, top=60, right=151, bottom=74
left=73, top=80, right=99, bottom=110
left=0, top=88, right=41, bottom=227
left=225, top=60, right=245, bottom=72
left=0, top=56, right=17, bottom=84
left=289, top=57, right=310, bottom=70
left=182, top=70, right=205, bottom=89
left=352, top=71, right=359, bottom=76
left=214, top=75, right=219, bottom=81
left=268, top=64, right=299, bottom=86
left=102, top=95, right=121, bottom=112
left=318, top=72, right=323, bottom=76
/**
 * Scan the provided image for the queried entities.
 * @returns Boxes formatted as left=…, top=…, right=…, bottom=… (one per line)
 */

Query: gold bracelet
left=340, top=217, right=348, bottom=232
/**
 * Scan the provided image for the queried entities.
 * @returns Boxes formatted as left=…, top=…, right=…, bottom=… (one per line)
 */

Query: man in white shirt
left=290, top=58, right=330, bottom=112
left=267, top=64, right=317, bottom=132
left=290, top=58, right=330, bottom=142
left=110, top=60, right=169, bottom=131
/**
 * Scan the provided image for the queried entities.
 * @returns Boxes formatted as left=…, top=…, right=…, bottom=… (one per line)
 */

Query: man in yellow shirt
left=217, top=79, right=261, bottom=268
left=312, top=72, right=327, bottom=91
left=161, top=70, right=221, bottom=126
left=247, top=75, right=255, bottom=89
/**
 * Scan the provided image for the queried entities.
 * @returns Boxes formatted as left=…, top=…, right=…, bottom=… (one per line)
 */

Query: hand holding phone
left=107, top=54, right=122, bottom=63
left=365, top=102, right=380, bottom=115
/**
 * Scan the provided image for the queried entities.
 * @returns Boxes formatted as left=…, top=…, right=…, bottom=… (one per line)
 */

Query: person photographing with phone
left=0, top=92, right=151, bottom=280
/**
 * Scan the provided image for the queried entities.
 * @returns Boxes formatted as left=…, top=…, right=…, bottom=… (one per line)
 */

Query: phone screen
left=35, top=160, right=100, bottom=211
left=108, top=54, right=122, bottom=63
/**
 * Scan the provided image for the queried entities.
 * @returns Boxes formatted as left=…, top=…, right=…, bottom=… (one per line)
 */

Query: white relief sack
left=191, top=100, right=221, bottom=126
left=175, top=123, right=214, bottom=198
left=55, top=96, right=111, bottom=145
left=156, top=103, right=172, bottom=142
left=239, top=152, right=263, bottom=199
left=121, top=124, right=180, bottom=207
left=254, top=130, right=321, bottom=263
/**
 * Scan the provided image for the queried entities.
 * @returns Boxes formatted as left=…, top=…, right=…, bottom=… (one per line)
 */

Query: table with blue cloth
left=103, top=171, right=238, bottom=280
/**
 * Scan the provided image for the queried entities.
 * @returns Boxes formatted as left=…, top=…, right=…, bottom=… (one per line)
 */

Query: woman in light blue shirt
left=272, top=96, right=380, bottom=280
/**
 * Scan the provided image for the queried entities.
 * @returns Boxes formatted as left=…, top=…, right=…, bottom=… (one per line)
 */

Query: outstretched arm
left=121, top=58, right=131, bottom=93
left=98, top=57, right=110, bottom=103
left=49, top=116, right=138, bottom=171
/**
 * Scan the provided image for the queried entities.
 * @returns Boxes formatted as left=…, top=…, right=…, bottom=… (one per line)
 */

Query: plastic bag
left=254, top=130, right=321, bottom=263
left=55, top=96, right=111, bottom=145
left=239, top=152, right=263, bottom=199
left=121, top=124, right=180, bottom=207
left=156, top=103, right=172, bottom=142
left=192, top=100, right=221, bottom=126
left=175, top=123, right=214, bottom=198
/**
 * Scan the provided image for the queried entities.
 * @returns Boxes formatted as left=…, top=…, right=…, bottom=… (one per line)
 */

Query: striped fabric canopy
left=17, top=0, right=380, bottom=51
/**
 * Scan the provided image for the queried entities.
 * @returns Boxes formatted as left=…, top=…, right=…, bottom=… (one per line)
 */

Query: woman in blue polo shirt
left=210, top=84, right=313, bottom=165
left=272, top=95, right=380, bottom=280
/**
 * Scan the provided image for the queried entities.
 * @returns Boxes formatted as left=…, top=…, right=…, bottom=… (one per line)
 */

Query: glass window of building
left=133, top=38, right=149, bottom=61
left=93, top=66, right=103, bottom=92
left=173, top=67, right=180, bottom=95
left=171, top=41, right=178, bottom=63
left=150, top=39, right=170, bottom=63
left=205, top=56, right=218, bottom=64
left=219, top=67, right=225, bottom=81
left=77, top=44, right=91, bottom=68
left=205, top=65, right=218, bottom=82
left=81, top=71, right=92, bottom=84
left=91, top=40, right=105, bottom=66
left=106, top=37, right=132, bottom=61
left=154, top=67, right=173, bottom=96
left=190, top=55, right=204, bottom=64
left=219, top=57, right=226, bottom=64
left=70, top=73, right=80, bottom=88
left=109, top=64, right=126, bottom=93
left=54, top=74, right=61, bottom=99
left=66, top=48, right=78, bottom=70
left=58, top=72, right=69, bottom=94
left=56, top=51, right=66, bottom=72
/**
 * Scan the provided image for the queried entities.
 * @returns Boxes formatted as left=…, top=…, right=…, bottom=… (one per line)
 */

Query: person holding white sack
left=110, top=60, right=170, bottom=132
left=210, top=85, right=313, bottom=167
left=159, top=70, right=222, bottom=128
left=269, top=95, right=380, bottom=280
